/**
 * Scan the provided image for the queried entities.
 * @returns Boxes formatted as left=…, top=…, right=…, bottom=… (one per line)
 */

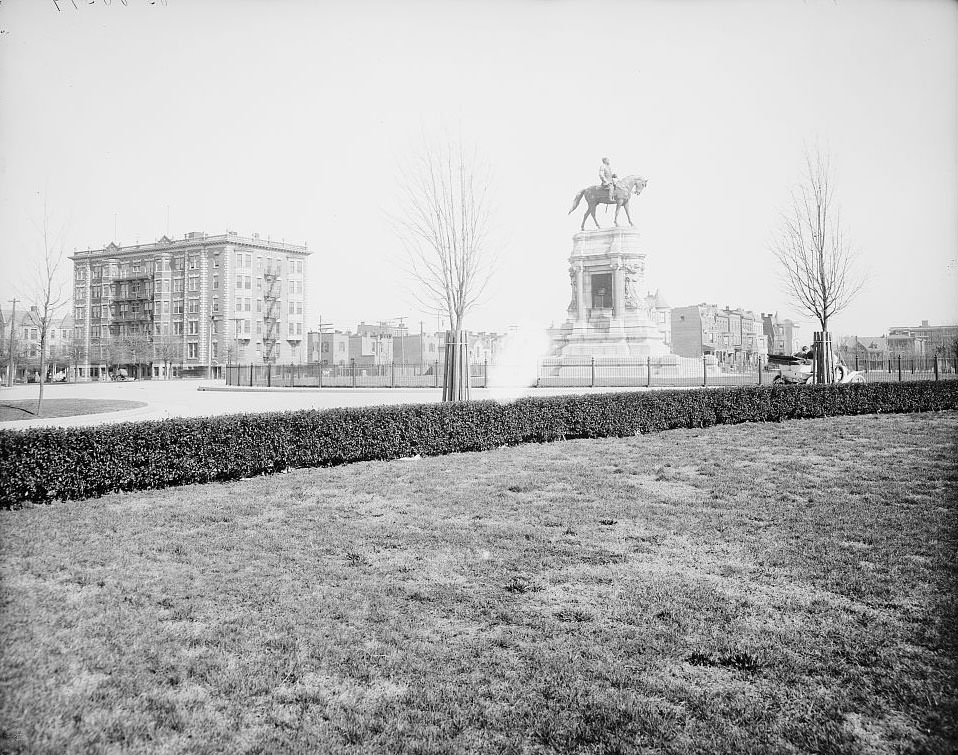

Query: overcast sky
left=1, top=0, right=955, bottom=339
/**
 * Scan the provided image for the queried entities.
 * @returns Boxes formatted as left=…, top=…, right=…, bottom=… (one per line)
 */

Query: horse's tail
left=568, top=190, right=585, bottom=214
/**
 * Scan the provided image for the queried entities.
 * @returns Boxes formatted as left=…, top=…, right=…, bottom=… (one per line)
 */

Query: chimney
left=921, top=320, right=929, bottom=327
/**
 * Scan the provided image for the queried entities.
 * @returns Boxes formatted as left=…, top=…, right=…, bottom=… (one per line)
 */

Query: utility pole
left=393, top=315, right=406, bottom=365
left=6, top=298, right=18, bottom=387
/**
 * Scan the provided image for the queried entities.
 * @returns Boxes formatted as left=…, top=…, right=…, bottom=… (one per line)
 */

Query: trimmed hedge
left=2, top=381, right=957, bottom=506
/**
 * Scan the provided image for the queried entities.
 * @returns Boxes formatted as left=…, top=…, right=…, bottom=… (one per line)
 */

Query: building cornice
left=69, top=232, right=310, bottom=262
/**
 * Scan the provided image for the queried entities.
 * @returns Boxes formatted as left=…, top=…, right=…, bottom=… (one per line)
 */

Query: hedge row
left=2, top=381, right=957, bottom=506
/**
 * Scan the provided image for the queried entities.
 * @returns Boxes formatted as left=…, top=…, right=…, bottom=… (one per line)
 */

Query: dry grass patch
left=0, top=398, right=145, bottom=422
left=1, top=411, right=956, bottom=754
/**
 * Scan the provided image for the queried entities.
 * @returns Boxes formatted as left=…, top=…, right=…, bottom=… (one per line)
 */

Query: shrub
left=1, top=381, right=956, bottom=506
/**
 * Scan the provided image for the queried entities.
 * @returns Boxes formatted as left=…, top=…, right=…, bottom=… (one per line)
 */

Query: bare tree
left=103, top=334, right=127, bottom=379
left=395, top=134, right=496, bottom=400
left=771, top=147, right=864, bottom=382
left=66, top=331, right=86, bottom=382
left=153, top=334, right=181, bottom=379
left=125, top=330, right=153, bottom=379
left=31, top=201, right=70, bottom=413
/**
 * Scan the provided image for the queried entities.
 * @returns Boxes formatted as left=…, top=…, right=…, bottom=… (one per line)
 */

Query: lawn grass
left=1, top=411, right=956, bottom=754
left=0, top=398, right=146, bottom=422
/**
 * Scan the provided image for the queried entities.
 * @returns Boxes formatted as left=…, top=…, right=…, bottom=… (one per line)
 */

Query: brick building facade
left=70, top=231, right=309, bottom=378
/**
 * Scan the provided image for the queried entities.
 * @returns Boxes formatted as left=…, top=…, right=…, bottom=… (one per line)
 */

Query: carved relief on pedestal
left=567, top=265, right=577, bottom=313
left=624, top=262, right=641, bottom=309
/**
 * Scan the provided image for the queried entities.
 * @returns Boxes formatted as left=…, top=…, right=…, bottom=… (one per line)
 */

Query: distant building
left=306, top=324, right=506, bottom=369
left=761, top=312, right=800, bottom=355
left=645, top=289, right=672, bottom=348
left=837, top=335, right=888, bottom=370
left=887, top=320, right=958, bottom=357
left=0, top=307, right=75, bottom=382
left=672, top=304, right=767, bottom=365
left=70, top=231, right=310, bottom=378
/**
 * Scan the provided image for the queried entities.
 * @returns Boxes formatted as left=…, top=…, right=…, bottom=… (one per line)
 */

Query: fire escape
left=262, top=263, right=281, bottom=363
left=110, top=268, right=155, bottom=375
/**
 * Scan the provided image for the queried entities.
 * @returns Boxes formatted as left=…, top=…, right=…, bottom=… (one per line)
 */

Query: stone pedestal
left=551, top=227, right=671, bottom=359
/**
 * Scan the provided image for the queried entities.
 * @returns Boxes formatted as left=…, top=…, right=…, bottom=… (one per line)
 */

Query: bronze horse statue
left=568, top=175, right=648, bottom=231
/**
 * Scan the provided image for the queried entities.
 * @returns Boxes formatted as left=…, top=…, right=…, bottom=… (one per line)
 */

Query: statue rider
left=599, top=157, right=617, bottom=202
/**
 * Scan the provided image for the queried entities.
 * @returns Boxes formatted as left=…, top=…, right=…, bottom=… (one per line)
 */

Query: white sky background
left=0, top=0, right=955, bottom=339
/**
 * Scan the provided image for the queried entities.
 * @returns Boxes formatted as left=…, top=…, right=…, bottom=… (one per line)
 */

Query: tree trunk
left=37, top=351, right=46, bottom=415
left=442, top=330, right=471, bottom=402
left=813, top=331, right=835, bottom=384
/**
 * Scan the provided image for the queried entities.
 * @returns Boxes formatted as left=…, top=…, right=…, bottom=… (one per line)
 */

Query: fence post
left=390, top=360, right=395, bottom=388
left=897, top=355, right=902, bottom=382
left=351, top=358, right=356, bottom=388
left=646, top=356, right=651, bottom=388
left=934, top=355, right=939, bottom=381
left=484, top=358, right=488, bottom=388
left=702, top=355, right=707, bottom=387
left=249, top=363, right=253, bottom=386
left=434, top=360, right=439, bottom=388
left=318, top=362, right=323, bottom=388
left=758, top=356, right=762, bottom=385
left=591, top=356, right=596, bottom=388
left=266, top=362, right=271, bottom=387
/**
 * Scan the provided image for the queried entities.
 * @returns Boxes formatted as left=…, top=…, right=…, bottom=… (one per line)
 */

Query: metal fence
left=225, top=354, right=958, bottom=389
left=225, top=361, right=490, bottom=389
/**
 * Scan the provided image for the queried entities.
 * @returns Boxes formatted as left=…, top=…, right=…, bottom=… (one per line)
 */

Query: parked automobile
left=767, top=352, right=866, bottom=385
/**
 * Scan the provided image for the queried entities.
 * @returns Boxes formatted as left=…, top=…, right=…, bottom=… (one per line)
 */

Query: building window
left=297, top=322, right=302, bottom=335
left=174, top=301, right=184, bottom=314
left=188, top=300, right=199, bottom=314
left=174, top=322, right=184, bottom=335
left=244, top=276, right=251, bottom=290
left=256, top=299, right=262, bottom=313
left=188, top=277, right=199, bottom=292
left=187, top=343, right=198, bottom=359
left=188, top=257, right=199, bottom=270
left=236, top=276, right=243, bottom=290
left=188, top=321, right=198, bottom=335
left=213, top=276, right=219, bottom=290
left=173, top=279, right=184, bottom=293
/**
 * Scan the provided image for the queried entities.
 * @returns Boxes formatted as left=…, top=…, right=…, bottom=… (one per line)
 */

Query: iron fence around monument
left=224, top=354, right=958, bottom=390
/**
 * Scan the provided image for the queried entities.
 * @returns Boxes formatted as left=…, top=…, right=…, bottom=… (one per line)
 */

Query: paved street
left=0, top=379, right=648, bottom=430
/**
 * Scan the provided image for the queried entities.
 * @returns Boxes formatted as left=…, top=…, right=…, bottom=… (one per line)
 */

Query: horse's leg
left=591, top=203, right=601, bottom=229
left=613, top=203, right=621, bottom=227
left=624, top=201, right=633, bottom=226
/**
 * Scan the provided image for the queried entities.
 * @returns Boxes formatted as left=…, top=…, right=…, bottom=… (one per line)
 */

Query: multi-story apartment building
left=70, top=231, right=310, bottom=378
left=672, top=304, right=767, bottom=365
left=761, top=312, right=801, bottom=355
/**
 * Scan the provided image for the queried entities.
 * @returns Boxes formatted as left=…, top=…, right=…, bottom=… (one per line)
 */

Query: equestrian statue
left=568, top=157, right=648, bottom=231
